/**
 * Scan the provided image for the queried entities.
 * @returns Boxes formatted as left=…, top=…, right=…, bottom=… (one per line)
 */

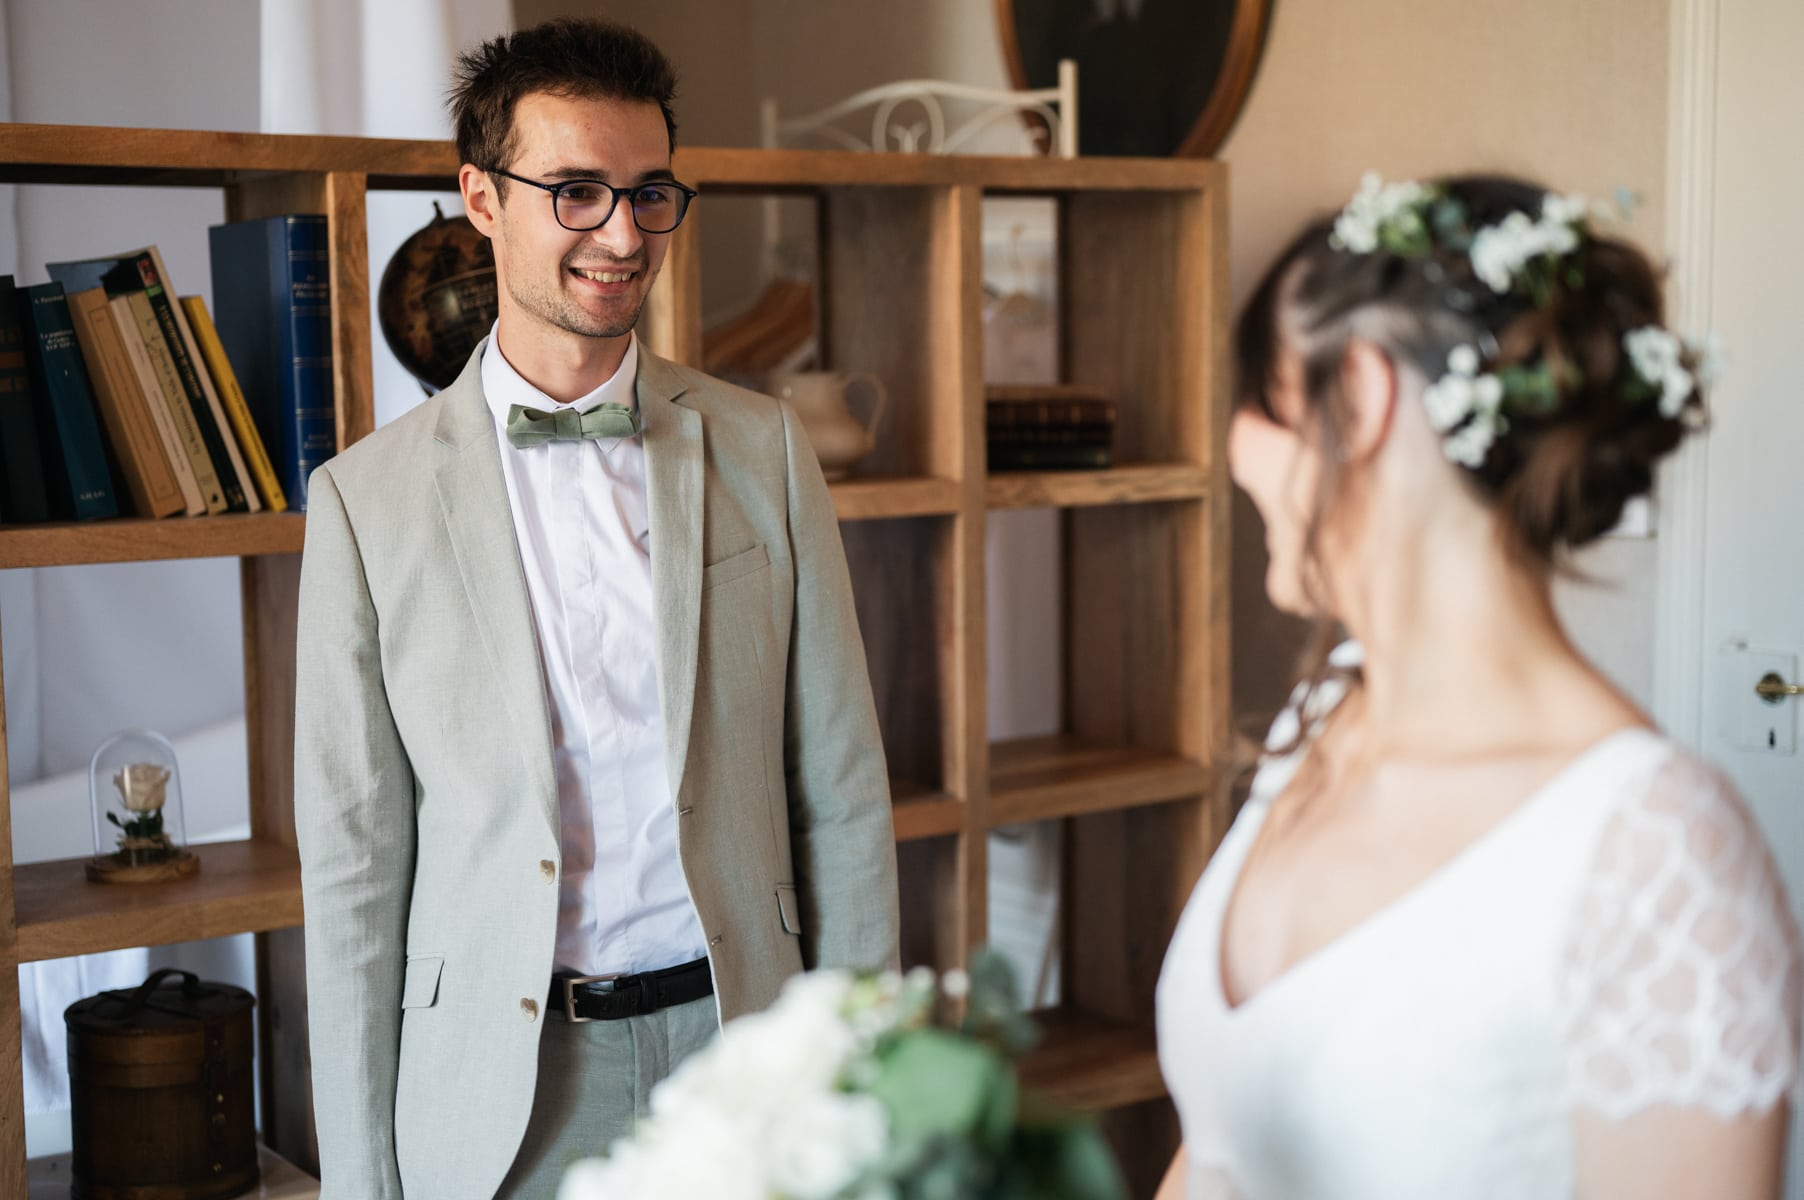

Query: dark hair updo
left=1236, top=173, right=1702, bottom=566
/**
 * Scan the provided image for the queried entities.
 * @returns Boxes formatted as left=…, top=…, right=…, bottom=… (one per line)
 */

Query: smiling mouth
left=570, top=266, right=636, bottom=284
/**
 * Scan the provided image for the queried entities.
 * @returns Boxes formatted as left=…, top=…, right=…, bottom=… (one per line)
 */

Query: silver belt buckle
left=561, top=972, right=621, bottom=1024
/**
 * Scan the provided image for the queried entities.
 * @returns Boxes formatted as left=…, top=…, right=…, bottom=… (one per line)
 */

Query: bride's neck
left=1332, top=512, right=1584, bottom=758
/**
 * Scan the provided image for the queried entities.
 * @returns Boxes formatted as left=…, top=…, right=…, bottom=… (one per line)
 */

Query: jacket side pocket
left=775, top=884, right=803, bottom=936
left=401, top=954, right=444, bottom=1009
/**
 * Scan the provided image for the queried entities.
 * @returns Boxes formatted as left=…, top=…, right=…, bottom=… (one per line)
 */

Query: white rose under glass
left=86, top=729, right=198, bottom=884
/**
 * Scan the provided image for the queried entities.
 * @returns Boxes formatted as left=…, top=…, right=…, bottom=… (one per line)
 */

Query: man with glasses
left=292, top=18, right=899, bottom=1200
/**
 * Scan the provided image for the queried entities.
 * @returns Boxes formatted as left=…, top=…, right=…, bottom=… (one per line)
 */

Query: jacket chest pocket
left=702, top=543, right=770, bottom=591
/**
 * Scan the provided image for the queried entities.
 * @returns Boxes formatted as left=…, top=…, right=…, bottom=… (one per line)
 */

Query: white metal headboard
left=760, top=59, right=1078, bottom=158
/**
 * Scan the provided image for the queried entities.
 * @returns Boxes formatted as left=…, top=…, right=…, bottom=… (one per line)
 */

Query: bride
left=1155, top=174, right=1801, bottom=1198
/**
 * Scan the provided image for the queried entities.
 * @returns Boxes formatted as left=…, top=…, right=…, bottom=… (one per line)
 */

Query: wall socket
left=1716, top=639, right=1798, bottom=754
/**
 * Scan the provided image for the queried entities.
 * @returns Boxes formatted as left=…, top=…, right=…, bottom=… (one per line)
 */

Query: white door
left=1659, top=0, right=1804, bottom=1192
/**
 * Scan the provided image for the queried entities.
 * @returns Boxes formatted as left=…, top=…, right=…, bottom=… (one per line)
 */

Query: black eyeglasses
left=489, top=168, right=697, bottom=234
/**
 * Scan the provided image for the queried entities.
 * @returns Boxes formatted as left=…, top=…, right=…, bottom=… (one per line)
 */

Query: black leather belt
left=548, top=957, right=714, bottom=1023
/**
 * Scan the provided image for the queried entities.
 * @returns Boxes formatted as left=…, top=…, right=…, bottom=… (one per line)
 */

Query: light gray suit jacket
left=292, top=341, right=899, bottom=1200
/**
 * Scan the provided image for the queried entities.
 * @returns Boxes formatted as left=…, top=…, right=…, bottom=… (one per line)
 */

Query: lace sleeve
left=1562, top=750, right=1803, bottom=1120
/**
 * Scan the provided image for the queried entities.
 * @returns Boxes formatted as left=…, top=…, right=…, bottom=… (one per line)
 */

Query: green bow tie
left=505, top=402, right=641, bottom=448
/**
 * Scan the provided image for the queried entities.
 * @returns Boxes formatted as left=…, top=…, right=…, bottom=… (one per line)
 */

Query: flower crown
left=1329, top=173, right=1719, bottom=468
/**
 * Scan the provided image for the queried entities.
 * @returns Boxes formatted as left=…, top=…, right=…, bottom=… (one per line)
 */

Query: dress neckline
left=1212, top=725, right=1662, bottom=1016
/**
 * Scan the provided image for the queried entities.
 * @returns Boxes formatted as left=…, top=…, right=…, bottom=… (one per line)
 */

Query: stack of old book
left=985, top=383, right=1115, bottom=472
left=0, top=215, right=335, bottom=525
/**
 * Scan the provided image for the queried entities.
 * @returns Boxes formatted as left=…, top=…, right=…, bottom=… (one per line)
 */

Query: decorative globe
left=377, top=201, right=499, bottom=393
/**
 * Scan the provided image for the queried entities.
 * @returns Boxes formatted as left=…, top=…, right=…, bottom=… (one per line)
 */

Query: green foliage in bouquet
left=559, top=951, right=1127, bottom=1200
left=857, top=953, right=1123, bottom=1200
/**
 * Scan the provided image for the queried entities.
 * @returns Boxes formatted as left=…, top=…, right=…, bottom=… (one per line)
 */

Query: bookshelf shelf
left=984, top=463, right=1209, bottom=511
left=0, top=513, right=305, bottom=569
left=0, top=122, right=1229, bottom=1191
left=988, top=735, right=1211, bottom=827
left=829, top=476, right=963, bottom=521
left=888, top=782, right=965, bottom=842
left=13, top=838, right=303, bottom=963
left=1019, top=1009, right=1166, bottom=1112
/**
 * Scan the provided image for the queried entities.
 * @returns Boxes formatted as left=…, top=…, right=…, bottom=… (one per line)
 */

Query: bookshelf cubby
left=0, top=125, right=1230, bottom=1193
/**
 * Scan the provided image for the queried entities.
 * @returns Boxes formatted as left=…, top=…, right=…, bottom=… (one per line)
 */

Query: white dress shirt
left=481, top=329, right=707, bottom=977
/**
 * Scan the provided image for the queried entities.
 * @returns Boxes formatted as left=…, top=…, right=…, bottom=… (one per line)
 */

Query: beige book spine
left=67, top=287, right=184, bottom=518
left=125, top=290, right=225, bottom=513
left=150, top=248, right=261, bottom=513
left=109, top=294, right=205, bottom=516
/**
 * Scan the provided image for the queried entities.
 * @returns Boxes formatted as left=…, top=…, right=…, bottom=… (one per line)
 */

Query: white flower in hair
left=1330, top=171, right=1432, bottom=254
left=1423, top=343, right=1508, bottom=465
left=1624, top=326, right=1695, bottom=417
left=1469, top=202, right=1582, bottom=294
left=1541, top=192, right=1593, bottom=227
left=1689, top=331, right=1723, bottom=387
left=1442, top=418, right=1500, bottom=468
left=1423, top=343, right=1484, bottom=432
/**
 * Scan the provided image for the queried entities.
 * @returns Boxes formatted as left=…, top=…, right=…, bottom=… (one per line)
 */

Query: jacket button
left=539, top=859, right=556, bottom=880
left=520, top=998, right=538, bottom=1021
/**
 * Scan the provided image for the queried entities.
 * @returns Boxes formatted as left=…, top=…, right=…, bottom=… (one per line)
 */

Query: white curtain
left=260, top=0, right=512, bottom=429
left=4, top=0, right=505, bottom=1146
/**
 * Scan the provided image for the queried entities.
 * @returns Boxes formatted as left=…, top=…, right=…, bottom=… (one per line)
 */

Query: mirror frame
left=995, top=0, right=1274, bottom=157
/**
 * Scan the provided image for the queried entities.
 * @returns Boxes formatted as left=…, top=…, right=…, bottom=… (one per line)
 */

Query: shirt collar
left=481, top=324, right=640, bottom=430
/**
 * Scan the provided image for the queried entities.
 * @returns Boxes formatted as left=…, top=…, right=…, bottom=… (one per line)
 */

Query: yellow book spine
left=180, top=295, right=288, bottom=513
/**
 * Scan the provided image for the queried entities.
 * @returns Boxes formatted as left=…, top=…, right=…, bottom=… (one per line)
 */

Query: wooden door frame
left=1651, top=0, right=1718, bottom=750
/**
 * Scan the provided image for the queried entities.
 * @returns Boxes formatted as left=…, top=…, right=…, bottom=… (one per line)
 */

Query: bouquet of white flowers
left=558, top=953, right=1126, bottom=1200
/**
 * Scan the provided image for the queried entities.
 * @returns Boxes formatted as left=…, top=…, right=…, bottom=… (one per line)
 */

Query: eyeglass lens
left=557, top=182, right=690, bottom=234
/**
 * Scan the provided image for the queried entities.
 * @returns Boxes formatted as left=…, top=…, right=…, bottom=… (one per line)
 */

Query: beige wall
left=1217, top=0, right=1671, bottom=722
left=511, top=0, right=1672, bottom=725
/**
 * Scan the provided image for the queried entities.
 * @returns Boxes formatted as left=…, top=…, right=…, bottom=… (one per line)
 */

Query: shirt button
left=539, top=859, right=556, bottom=881
left=520, top=998, right=538, bottom=1021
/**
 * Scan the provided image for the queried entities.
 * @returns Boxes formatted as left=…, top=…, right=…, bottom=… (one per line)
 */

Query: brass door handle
left=1755, top=672, right=1804, bottom=702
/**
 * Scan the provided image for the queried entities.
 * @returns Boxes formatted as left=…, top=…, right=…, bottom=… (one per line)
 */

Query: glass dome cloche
left=86, top=729, right=198, bottom=885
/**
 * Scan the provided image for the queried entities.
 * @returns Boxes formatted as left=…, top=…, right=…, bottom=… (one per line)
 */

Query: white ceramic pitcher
left=765, top=370, right=888, bottom=480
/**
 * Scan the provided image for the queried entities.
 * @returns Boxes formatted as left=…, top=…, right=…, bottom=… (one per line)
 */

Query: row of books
left=985, top=383, right=1115, bottom=472
left=0, top=215, right=335, bottom=525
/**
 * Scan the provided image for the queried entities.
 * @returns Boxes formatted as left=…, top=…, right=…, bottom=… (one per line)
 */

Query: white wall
left=2, top=0, right=262, bottom=788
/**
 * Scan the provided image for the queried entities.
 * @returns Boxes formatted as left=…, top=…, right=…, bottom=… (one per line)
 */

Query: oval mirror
left=996, top=0, right=1273, bottom=157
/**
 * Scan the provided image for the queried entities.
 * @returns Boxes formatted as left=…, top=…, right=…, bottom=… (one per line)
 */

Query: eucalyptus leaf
left=873, top=1030, right=1011, bottom=1141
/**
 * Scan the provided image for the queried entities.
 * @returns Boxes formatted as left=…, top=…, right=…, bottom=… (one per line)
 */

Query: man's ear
left=460, top=164, right=500, bottom=237
left=1340, top=339, right=1398, bottom=462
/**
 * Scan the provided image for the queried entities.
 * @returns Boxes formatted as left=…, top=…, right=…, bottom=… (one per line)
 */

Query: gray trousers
left=493, top=994, right=718, bottom=1198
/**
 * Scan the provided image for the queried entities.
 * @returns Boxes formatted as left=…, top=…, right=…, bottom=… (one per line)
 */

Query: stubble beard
left=507, top=261, right=658, bottom=341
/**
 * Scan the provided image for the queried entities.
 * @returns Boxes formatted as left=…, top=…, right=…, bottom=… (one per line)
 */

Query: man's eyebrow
left=540, top=166, right=678, bottom=185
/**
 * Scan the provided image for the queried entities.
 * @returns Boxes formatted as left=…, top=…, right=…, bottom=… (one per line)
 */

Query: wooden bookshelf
left=0, top=513, right=305, bottom=569
left=1020, top=1009, right=1166, bottom=1111
left=13, top=839, right=302, bottom=962
left=985, top=462, right=1211, bottom=510
left=0, top=123, right=1230, bottom=1192
left=828, top=475, right=962, bottom=521
left=988, top=735, right=1212, bottom=827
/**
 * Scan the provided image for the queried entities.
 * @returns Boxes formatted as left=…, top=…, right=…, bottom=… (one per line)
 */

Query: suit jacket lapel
left=638, top=348, right=702, bottom=805
left=432, top=340, right=558, bottom=836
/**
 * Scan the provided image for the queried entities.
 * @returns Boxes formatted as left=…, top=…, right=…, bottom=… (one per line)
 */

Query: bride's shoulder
left=1563, top=733, right=1802, bottom=1119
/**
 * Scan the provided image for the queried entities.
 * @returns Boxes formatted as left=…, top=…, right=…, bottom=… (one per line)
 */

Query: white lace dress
left=1156, top=689, right=1803, bottom=1199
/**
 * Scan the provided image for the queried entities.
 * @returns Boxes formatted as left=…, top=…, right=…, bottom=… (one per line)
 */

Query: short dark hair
left=449, top=17, right=678, bottom=187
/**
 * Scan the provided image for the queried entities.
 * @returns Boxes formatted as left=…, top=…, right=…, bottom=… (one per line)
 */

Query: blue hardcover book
left=23, top=282, right=118, bottom=520
left=208, top=215, right=333, bottom=512
left=0, top=276, right=51, bottom=522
